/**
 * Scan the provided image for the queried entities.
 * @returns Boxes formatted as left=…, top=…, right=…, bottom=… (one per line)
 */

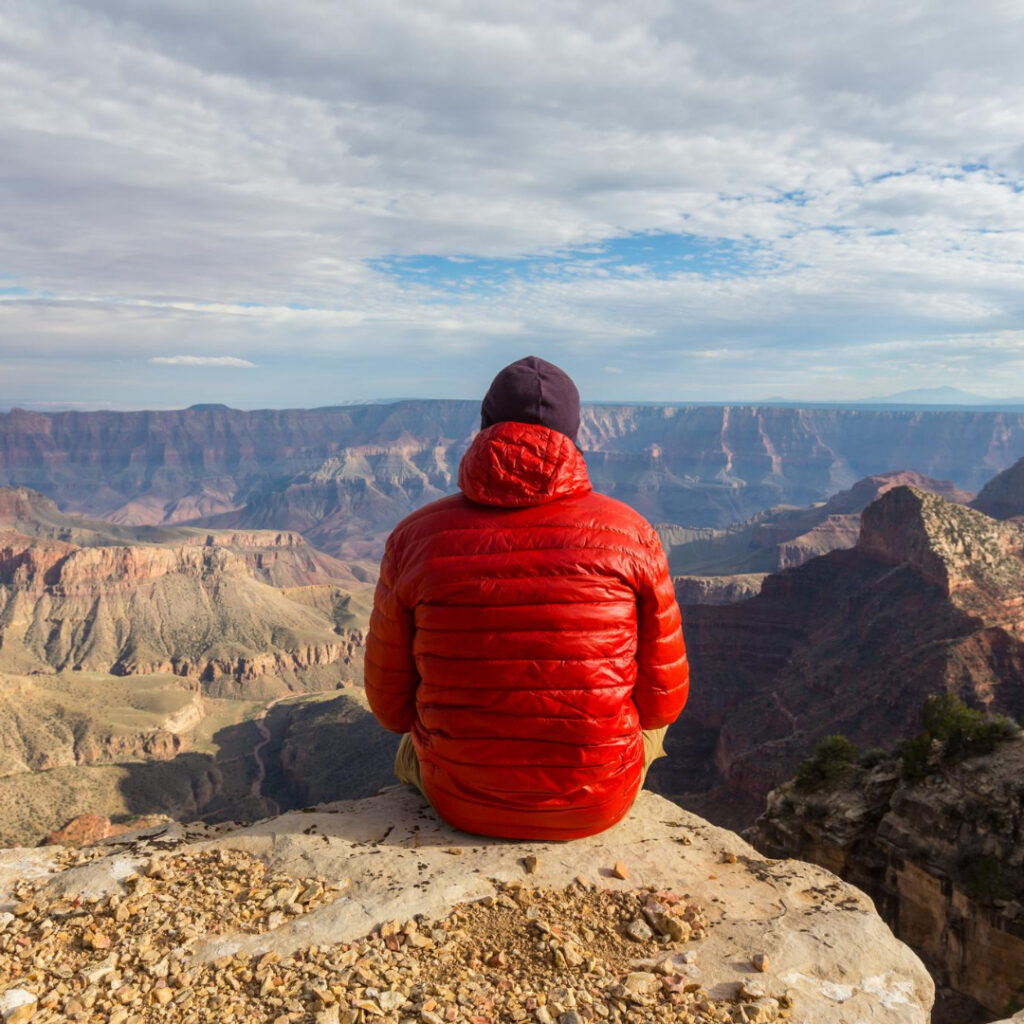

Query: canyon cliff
left=650, top=485, right=1024, bottom=829
left=0, top=488, right=375, bottom=847
left=0, top=488, right=368, bottom=690
left=750, top=735, right=1024, bottom=1023
left=972, top=454, right=1024, bottom=520
left=2, top=402, right=1021, bottom=558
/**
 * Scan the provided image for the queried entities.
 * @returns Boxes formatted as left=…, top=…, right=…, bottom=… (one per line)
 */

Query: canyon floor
left=0, top=686, right=396, bottom=849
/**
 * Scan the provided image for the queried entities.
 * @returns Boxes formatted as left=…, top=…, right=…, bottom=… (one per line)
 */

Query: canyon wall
left=650, top=486, right=1024, bottom=829
left=3, top=402, right=1023, bottom=557
left=0, top=498, right=368, bottom=690
left=662, top=468, right=971, bottom=579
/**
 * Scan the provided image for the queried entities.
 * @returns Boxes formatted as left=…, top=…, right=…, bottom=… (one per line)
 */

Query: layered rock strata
left=661, top=470, right=971, bottom=578
left=672, top=574, right=767, bottom=605
left=2, top=403, right=1021, bottom=558
left=750, top=737, right=1024, bottom=1022
left=0, top=515, right=366, bottom=689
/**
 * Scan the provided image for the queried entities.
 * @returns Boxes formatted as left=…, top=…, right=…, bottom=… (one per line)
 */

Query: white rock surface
left=0, top=788, right=934, bottom=1022
left=0, top=988, right=36, bottom=1020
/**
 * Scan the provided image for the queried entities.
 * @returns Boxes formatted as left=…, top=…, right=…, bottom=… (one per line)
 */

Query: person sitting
left=365, top=355, right=689, bottom=840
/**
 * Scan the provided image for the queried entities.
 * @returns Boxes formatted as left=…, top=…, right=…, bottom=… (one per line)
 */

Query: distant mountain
left=650, top=484, right=1024, bottom=829
left=868, top=386, right=1009, bottom=405
left=754, top=386, right=1024, bottom=411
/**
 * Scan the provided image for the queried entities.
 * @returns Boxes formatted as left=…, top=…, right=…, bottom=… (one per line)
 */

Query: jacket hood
left=458, top=421, right=592, bottom=507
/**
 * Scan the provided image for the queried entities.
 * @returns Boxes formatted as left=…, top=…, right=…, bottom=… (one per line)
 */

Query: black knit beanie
left=480, top=356, right=581, bottom=443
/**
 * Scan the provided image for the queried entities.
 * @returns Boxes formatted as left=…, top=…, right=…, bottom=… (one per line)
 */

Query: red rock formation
left=650, top=486, right=1024, bottom=830
left=0, top=500, right=368, bottom=688
left=663, top=470, right=973, bottom=578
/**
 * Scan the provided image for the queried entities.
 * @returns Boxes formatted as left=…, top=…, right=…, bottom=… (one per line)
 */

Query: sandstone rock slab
left=0, top=788, right=934, bottom=1022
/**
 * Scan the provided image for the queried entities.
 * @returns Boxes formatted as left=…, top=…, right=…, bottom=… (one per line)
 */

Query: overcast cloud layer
left=1, top=0, right=1023, bottom=408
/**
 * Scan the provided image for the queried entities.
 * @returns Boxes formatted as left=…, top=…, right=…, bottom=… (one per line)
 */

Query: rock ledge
left=0, top=790, right=933, bottom=1022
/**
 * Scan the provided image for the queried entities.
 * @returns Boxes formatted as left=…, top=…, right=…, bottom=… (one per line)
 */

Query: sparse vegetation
left=858, top=747, right=888, bottom=769
left=900, top=693, right=1018, bottom=781
left=794, top=734, right=859, bottom=791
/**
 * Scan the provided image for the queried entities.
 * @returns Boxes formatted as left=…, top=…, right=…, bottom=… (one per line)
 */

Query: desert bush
left=859, top=747, right=889, bottom=769
left=899, top=733, right=934, bottom=783
left=901, top=693, right=1018, bottom=780
left=794, top=734, right=858, bottom=791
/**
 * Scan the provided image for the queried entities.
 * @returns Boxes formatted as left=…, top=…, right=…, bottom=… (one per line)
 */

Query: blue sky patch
left=369, top=231, right=758, bottom=295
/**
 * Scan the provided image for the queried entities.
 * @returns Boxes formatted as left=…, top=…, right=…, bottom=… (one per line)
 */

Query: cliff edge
left=0, top=789, right=932, bottom=1022
left=750, top=734, right=1024, bottom=1022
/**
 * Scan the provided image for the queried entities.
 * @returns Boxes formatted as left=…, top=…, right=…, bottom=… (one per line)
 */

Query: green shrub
left=794, top=734, right=859, bottom=791
left=901, top=693, right=1018, bottom=780
left=859, top=747, right=889, bottom=769
left=899, top=733, right=933, bottom=783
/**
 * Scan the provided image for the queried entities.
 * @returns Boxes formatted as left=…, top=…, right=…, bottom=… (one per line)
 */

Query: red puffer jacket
left=364, top=421, right=689, bottom=840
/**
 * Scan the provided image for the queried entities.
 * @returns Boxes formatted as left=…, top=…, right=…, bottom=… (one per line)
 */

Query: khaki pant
left=394, top=726, right=668, bottom=804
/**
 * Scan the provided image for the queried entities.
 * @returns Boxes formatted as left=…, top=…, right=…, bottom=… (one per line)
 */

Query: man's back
left=365, top=419, right=689, bottom=839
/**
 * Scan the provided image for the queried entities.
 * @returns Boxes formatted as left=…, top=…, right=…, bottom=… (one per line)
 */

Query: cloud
left=149, top=356, right=258, bottom=368
left=0, top=1, right=1023, bottom=405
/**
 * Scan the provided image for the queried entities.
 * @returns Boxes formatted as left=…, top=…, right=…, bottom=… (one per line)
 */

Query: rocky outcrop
left=0, top=789, right=934, bottom=1022
left=750, top=737, right=1024, bottom=1022
left=43, top=812, right=173, bottom=846
left=0, top=673, right=203, bottom=776
left=0, top=521, right=367, bottom=689
left=860, top=486, right=1024, bottom=604
left=672, top=573, right=767, bottom=604
left=2, top=403, right=1021, bottom=558
left=652, top=485, right=1024, bottom=830
left=660, top=470, right=972, bottom=577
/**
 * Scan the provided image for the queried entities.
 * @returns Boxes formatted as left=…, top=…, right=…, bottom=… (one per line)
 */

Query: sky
left=1, top=0, right=1023, bottom=410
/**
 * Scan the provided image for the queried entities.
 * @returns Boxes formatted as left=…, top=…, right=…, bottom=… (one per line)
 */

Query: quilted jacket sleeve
left=633, top=531, right=689, bottom=730
left=364, top=534, right=419, bottom=733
